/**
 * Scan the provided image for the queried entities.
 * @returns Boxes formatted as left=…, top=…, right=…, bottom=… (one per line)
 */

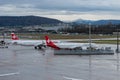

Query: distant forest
left=58, top=24, right=120, bottom=34
left=0, top=16, right=63, bottom=27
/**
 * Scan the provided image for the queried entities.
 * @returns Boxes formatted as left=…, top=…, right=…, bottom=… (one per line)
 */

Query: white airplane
left=11, top=33, right=44, bottom=46
left=45, top=36, right=98, bottom=50
left=10, top=33, right=60, bottom=49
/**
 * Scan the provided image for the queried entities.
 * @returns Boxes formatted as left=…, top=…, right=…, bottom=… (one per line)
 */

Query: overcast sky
left=0, top=0, right=120, bottom=21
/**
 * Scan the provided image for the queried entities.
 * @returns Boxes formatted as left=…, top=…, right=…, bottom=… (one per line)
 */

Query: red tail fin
left=45, top=36, right=60, bottom=50
left=11, top=33, right=19, bottom=40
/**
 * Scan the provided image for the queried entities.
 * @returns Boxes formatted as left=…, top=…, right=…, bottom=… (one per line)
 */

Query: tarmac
left=0, top=44, right=120, bottom=80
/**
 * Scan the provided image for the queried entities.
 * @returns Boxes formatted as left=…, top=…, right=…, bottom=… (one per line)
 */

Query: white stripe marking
left=0, top=72, right=20, bottom=77
left=63, top=76, right=83, bottom=80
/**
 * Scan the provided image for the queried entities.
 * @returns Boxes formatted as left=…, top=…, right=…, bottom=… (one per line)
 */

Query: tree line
left=58, top=24, right=120, bottom=34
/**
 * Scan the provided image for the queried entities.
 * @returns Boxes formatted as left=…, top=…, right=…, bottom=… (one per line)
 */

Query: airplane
left=45, top=35, right=98, bottom=50
left=11, top=33, right=44, bottom=46
left=10, top=33, right=61, bottom=49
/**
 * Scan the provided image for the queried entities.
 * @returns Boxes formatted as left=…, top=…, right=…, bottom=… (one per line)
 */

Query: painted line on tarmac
left=0, top=72, right=20, bottom=77
left=63, top=76, right=83, bottom=80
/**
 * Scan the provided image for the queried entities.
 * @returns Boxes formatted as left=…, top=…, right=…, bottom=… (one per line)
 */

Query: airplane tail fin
left=11, top=33, right=19, bottom=40
left=45, top=36, right=60, bottom=50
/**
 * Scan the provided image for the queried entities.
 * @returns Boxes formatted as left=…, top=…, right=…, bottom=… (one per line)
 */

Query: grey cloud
left=0, top=0, right=120, bottom=21
left=0, top=0, right=120, bottom=12
left=33, top=0, right=120, bottom=13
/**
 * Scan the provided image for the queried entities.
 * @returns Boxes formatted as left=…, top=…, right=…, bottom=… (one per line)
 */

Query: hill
left=0, top=16, right=63, bottom=27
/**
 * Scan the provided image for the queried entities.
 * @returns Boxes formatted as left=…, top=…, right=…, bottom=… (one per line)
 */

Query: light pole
left=89, top=23, right=92, bottom=50
left=116, top=28, right=120, bottom=71
left=88, top=23, right=92, bottom=70
left=116, top=29, right=120, bottom=53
